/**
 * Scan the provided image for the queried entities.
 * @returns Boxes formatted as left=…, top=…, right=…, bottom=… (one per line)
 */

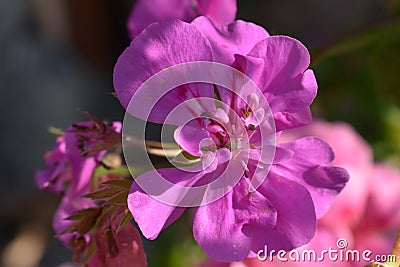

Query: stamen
left=241, top=161, right=250, bottom=178
left=248, top=124, right=256, bottom=131
left=254, top=109, right=265, bottom=124
left=213, top=108, right=230, bottom=124
left=247, top=93, right=260, bottom=111
left=242, top=107, right=251, bottom=119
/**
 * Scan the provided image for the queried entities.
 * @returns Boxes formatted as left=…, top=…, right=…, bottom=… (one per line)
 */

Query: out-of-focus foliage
left=311, top=7, right=400, bottom=165
left=140, top=213, right=207, bottom=267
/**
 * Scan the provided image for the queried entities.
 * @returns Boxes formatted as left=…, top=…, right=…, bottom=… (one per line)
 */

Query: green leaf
left=48, top=127, right=63, bottom=136
left=65, top=207, right=101, bottom=221
left=63, top=207, right=102, bottom=235
left=83, top=239, right=97, bottom=263
left=116, top=209, right=133, bottom=233
left=93, top=165, right=132, bottom=178
left=213, top=84, right=221, bottom=101
left=106, top=191, right=129, bottom=205
left=102, top=179, right=133, bottom=190
left=83, top=187, right=123, bottom=201
left=312, top=17, right=400, bottom=65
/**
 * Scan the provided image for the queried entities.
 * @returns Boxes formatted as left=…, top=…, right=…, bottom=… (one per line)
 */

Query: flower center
left=201, top=119, right=230, bottom=150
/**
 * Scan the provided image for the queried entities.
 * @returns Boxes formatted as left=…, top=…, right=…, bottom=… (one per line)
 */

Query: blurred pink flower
left=360, top=163, right=400, bottom=231
left=127, top=0, right=237, bottom=38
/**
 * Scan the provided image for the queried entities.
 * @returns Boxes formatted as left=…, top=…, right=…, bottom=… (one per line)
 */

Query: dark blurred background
left=0, top=0, right=399, bottom=266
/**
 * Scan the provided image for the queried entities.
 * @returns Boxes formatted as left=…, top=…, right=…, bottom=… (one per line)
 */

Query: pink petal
left=192, top=17, right=269, bottom=65
left=64, top=130, right=99, bottom=193
left=127, top=0, right=196, bottom=38
left=251, top=173, right=316, bottom=253
left=193, top=186, right=252, bottom=261
left=114, top=19, right=214, bottom=123
left=53, top=189, right=95, bottom=246
left=127, top=0, right=237, bottom=39
left=272, top=137, right=349, bottom=218
left=128, top=167, right=206, bottom=239
left=280, top=120, right=373, bottom=227
left=234, top=36, right=317, bottom=131
left=174, top=119, right=210, bottom=157
left=196, top=0, right=237, bottom=26
left=193, top=176, right=279, bottom=262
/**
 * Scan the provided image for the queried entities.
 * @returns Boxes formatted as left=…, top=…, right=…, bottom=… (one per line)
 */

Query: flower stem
left=364, top=229, right=400, bottom=267
left=387, top=229, right=400, bottom=265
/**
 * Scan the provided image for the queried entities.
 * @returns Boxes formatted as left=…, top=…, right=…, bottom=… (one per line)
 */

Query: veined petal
left=280, top=120, right=373, bottom=227
left=127, top=0, right=196, bottom=38
left=193, top=178, right=277, bottom=262
left=127, top=0, right=237, bottom=39
left=273, top=137, right=349, bottom=218
left=193, top=185, right=252, bottom=262
left=174, top=119, right=210, bottom=157
left=192, top=17, right=269, bottom=65
left=274, top=107, right=313, bottom=132
left=234, top=36, right=317, bottom=131
left=196, top=0, right=237, bottom=27
left=128, top=167, right=206, bottom=239
left=251, top=173, right=316, bottom=253
left=232, top=179, right=277, bottom=227
left=114, top=19, right=214, bottom=123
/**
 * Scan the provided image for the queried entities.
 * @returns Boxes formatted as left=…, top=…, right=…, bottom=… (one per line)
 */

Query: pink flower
left=127, top=0, right=237, bottom=38
left=52, top=186, right=97, bottom=249
left=114, top=18, right=349, bottom=262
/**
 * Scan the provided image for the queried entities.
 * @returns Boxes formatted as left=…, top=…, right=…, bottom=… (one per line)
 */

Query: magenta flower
left=37, top=120, right=128, bottom=263
left=36, top=120, right=121, bottom=195
left=53, top=184, right=96, bottom=249
left=127, top=0, right=237, bottom=38
left=114, top=18, right=349, bottom=261
left=35, top=135, right=71, bottom=194
left=51, top=121, right=121, bottom=244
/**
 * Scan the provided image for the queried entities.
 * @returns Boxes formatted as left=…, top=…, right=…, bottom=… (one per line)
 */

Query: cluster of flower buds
left=36, top=113, right=146, bottom=266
